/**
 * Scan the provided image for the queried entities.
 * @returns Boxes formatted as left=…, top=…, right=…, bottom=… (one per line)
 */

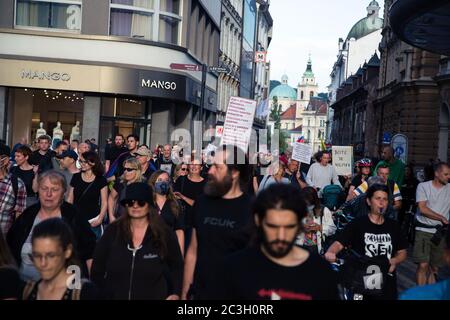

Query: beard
left=258, top=228, right=296, bottom=259
left=204, top=171, right=233, bottom=198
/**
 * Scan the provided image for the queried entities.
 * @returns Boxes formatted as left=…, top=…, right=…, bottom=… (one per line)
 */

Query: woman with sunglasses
left=67, top=151, right=108, bottom=239
left=91, top=183, right=183, bottom=300
left=108, top=158, right=146, bottom=223
left=173, top=163, right=188, bottom=183
left=173, top=159, right=206, bottom=250
left=148, top=170, right=185, bottom=254
left=22, top=218, right=98, bottom=300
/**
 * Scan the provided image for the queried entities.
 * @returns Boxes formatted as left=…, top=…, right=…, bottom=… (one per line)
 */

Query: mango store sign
left=332, top=146, right=353, bottom=176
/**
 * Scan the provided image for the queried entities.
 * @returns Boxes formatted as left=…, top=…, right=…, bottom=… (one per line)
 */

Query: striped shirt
left=0, top=173, right=27, bottom=234
left=353, top=180, right=402, bottom=202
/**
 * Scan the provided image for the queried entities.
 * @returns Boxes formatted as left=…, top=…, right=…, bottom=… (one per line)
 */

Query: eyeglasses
left=28, top=252, right=62, bottom=262
left=124, top=167, right=137, bottom=172
left=180, top=168, right=188, bottom=171
left=124, top=199, right=147, bottom=207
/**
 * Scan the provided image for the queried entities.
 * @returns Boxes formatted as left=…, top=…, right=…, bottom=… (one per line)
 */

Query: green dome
left=269, top=84, right=297, bottom=100
left=347, top=16, right=383, bottom=40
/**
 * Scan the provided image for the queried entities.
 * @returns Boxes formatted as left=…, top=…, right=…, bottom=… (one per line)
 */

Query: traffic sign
left=169, top=63, right=201, bottom=71
left=255, top=51, right=266, bottom=63
left=208, top=66, right=230, bottom=73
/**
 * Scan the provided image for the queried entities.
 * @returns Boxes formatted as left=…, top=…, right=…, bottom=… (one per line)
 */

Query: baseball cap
left=135, top=146, right=151, bottom=157
left=56, top=150, right=78, bottom=161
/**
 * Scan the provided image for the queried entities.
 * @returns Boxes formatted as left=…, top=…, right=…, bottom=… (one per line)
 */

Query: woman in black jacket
left=91, top=182, right=183, bottom=300
left=7, top=170, right=96, bottom=281
left=0, top=227, right=20, bottom=300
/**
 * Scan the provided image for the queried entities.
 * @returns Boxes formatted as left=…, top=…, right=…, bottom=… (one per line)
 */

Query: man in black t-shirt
left=182, top=145, right=253, bottom=300
left=104, top=134, right=127, bottom=174
left=29, top=135, right=56, bottom=174
left=211, top=183, right=339, bottom=300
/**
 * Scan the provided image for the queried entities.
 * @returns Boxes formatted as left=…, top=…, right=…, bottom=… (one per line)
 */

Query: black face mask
left=154, top=181, right=170, bottom=195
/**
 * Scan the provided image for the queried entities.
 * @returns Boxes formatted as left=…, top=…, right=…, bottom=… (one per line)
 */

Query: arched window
left=310, top=91, right=314, bottom=97
left=301, top=91, right=304, bottom=99
left=307, top=130, right=311, bottom=141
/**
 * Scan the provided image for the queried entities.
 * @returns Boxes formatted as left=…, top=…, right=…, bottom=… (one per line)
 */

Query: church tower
left=296, top=56, right=319, bottom=123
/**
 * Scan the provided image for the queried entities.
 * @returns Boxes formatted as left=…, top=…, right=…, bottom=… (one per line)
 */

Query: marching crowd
left=0, top=133, right=449, bottom=300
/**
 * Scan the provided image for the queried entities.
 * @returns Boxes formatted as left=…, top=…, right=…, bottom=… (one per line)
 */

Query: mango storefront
left=0, top=58, right=217, bottom=151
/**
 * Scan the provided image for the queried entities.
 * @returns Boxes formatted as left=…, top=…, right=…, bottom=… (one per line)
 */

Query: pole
left=199, top=63, right=207, bottom=147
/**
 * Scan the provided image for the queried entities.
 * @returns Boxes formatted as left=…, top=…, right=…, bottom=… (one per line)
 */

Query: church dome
left=347, top=1, right=383, bottom=40
left=270, top=75, right=297, bottom=100
left=269, top=84, right=297, bottom=100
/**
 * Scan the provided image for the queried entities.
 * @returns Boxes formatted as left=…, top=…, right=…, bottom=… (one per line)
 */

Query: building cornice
left=222, top=0, right=243, bottom=26
left=375, top=79, right=439, bottom=104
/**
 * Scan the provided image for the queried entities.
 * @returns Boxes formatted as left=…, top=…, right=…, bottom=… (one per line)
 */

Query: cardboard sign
left=332, top=146, right=353, bottom=176
left=221, top=96, right=257, bottom=151
left=292, top=142, right=312, bottom=164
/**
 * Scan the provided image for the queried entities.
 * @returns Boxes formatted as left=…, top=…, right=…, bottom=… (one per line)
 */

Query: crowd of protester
left=0, top=135, right=449, bottom=301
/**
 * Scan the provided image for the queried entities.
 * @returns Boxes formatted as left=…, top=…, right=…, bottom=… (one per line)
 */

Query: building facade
left=216, top=0, right=242, bottom=123
left=327, top=0, right=383, bottom=142
left=239, top=0, right=257, bottom=100
left=302, top=97, right=327, bottom=152
left=0, top=0, right=220, bottom=151
left=253, top=0, right=272, bottom=125
left=374, top=0, right=449, bottom=166
left=330, top=53, right=380, bottom=158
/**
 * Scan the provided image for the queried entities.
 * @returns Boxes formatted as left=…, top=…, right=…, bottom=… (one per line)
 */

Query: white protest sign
left=221, top=96, right=257, bottom=151
left=332, top=146, right=353, bottom=176
left=292, top=142, right=312, bottom=164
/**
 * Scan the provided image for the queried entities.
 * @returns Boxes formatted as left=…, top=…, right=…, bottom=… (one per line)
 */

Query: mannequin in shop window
left=36, top=122, right=46, bottom=140
left=52, top=122, right=64, bottom=150
left=70, top=121, right=81, bottom=143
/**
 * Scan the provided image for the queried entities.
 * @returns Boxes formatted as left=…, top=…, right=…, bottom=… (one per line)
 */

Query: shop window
left=101, top=97, right=146, bottom=119
left=15, top=0, right=82, bottom=32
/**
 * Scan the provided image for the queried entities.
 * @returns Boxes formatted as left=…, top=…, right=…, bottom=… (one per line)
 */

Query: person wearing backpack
left=0, top=145, right=27, bottom=235
left=22, top=218, right=99, bottom=300
left=306, top=151, right=342, bottom=197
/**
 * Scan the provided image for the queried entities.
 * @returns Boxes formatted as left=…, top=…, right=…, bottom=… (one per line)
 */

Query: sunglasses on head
left=124, top=167, right=137, bottom=172
left=124, top=199, right=147, bottom=207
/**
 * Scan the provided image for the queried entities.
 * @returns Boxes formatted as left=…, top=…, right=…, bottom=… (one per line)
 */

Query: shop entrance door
left=99, top=117, right=151, bottom=159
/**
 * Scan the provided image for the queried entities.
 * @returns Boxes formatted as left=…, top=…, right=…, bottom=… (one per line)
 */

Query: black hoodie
left=91, top=220, right=183, bottom=300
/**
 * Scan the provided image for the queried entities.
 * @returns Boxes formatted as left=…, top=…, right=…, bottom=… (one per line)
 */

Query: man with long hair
left=182, top=145, right=253, bottom=300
